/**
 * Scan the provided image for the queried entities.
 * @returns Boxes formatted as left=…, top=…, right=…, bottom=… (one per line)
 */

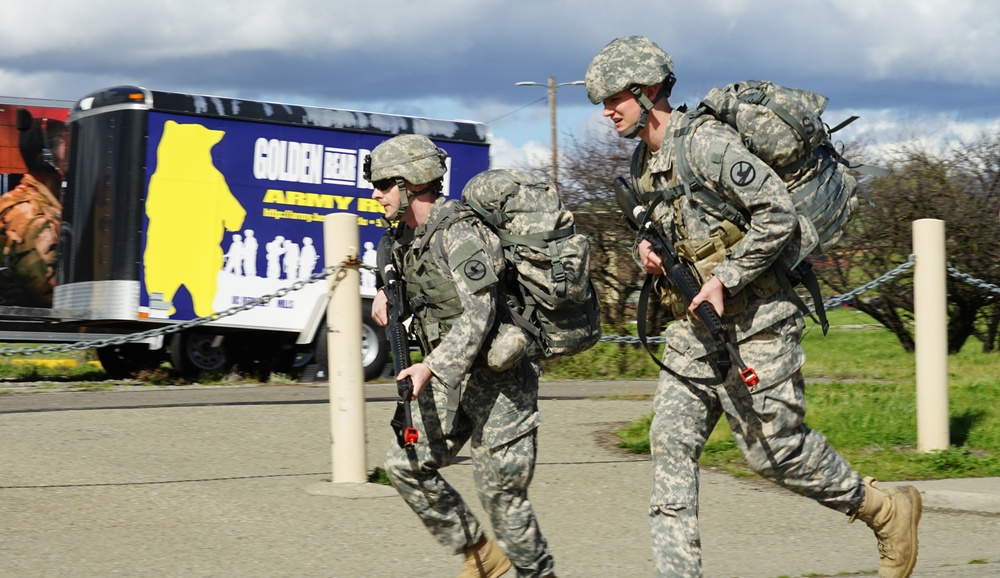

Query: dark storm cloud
left=3, top=0, right=998, bottom=164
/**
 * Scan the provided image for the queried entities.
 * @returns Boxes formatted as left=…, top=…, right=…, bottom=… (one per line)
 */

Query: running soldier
left=584, top=36, right=921, bottom=577
left=368, top=134, right=556, bottom=578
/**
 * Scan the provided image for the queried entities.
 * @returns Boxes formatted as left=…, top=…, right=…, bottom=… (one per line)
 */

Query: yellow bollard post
left=913, top=218, right=950, bottom=452
left=323, top=213, right=367, bottom=483
left=306, top=213, right=395, bottom=497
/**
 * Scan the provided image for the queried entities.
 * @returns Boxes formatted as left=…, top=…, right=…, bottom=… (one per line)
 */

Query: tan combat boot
left=850, top=477, right=922, bottom=578
left=458, top=536, right=512, bottom=578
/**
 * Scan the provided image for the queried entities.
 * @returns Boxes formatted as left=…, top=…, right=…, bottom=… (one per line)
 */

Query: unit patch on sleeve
left=451, top=239, right=498, bottom=293
left=464, top=259, right=486, bottom=281
left=730, top=161, right=756, bottom=187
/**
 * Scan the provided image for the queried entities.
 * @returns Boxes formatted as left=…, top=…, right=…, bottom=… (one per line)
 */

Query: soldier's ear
left=16, top=108, right=33, bottom=132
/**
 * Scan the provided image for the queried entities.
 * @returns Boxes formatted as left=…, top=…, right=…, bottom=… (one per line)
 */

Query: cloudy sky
left=4, top=0, right=999, bottom=168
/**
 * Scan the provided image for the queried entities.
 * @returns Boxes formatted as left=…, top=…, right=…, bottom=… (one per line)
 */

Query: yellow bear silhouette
left=144, top=120, right=246, bottom=317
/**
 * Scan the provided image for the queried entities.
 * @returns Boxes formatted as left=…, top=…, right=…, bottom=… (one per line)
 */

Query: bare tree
left=818, top=133, right=1000, bottom=353
left=556, top=128, right=673, bottom=352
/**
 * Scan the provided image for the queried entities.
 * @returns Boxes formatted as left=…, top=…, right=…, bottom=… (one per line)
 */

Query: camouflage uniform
left=639, top=113, right=863, bottom=575
left=382, top=195, right=555, bottom=578
left=0, top=174, right=61, bottom=307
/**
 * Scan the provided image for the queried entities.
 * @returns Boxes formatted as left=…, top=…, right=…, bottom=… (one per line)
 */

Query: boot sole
left=898, top=486, right=922, bottom=578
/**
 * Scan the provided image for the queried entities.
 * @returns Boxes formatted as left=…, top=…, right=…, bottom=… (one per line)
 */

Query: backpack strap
left=671, top=109, right=832, bottom=331
left=635, top=273, right=725, bottom=385
left=628, top=131, right=689, bottom=219
left=672, top=111, right=751, bottom=229
left=495, top=227, right=576, bottom=302
left=783, top=260, right=830, bottom=334
left=414, top=200, right=464, bottom=256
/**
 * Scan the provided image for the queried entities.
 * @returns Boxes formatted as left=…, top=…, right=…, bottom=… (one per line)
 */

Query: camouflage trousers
left=383, top=376, right=555, bottom=578
left=650, top=315, right=863, bottom=577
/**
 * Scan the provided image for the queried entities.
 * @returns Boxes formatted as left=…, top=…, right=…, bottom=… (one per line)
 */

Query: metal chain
left=947, top=267, right=1000, bottom=296
left=9, top=258, right=991, bottom=357
left=0, top=261, right=367, bottom=357
left=816, top=255, right=915, bottom=311
left=599, top=256, right=919, bottom=344
left=599, top=333, right=654, bottom=344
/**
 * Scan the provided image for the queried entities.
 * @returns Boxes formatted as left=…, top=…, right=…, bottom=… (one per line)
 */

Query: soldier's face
left=602, top=89, right=642, bottom=136
left=371, top=180, right=401, bottom=219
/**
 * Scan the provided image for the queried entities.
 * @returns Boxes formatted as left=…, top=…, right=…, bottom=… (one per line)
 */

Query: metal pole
left=517, top=77, right=582, bottom=184
left=323, top=213, right=367, bottom=482
left=913, top=218, right=949, bottom=452
left=548, top=76, right=558, bottom=184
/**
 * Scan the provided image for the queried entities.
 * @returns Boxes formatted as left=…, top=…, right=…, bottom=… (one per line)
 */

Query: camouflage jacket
left=396, top=197, right=507, bottom=387
left=637, top=111, right=804, bottom=376
left=0, top=175, right=61, bottom=307
left=392, top=196, right=541, bottom=447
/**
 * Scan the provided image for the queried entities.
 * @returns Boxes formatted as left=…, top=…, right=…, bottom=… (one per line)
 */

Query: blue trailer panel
left=54, top=86, right=491, bottom=379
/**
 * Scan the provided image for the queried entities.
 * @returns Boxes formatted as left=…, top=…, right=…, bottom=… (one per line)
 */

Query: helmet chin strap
left=382, top=177, right=411, bottom=234
left=395, top=177, right=410, bottom=216
left=619, top=75, right=676, bottom=139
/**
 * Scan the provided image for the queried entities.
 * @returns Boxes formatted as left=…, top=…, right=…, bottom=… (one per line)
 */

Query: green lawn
left=608, top=308, right=1000, bottom=481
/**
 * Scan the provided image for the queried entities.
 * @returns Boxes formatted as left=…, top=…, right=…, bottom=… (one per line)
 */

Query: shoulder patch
left=730, top=161, right=756, bottom=187
left=450, top=239, right=498, bottom=293
left=463, top=259, right=487, bottom=281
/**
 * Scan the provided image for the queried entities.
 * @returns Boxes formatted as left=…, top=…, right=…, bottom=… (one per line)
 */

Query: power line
left=484, top=96, right=547, bottom=125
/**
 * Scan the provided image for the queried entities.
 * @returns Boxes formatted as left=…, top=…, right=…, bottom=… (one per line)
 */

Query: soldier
left=367, top=134, right=556, bottom=578
left=0, top=110, right=66, bottom=307
left=584, top=36, right=921, bottom=577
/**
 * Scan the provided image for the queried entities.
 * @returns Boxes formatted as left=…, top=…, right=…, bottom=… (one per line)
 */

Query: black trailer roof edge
left=69, top=85, right=492, bottom=146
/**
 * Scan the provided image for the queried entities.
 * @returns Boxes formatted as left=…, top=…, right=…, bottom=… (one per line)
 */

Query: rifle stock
left=379, top=241, right=419, bottom=447
left=613, top=177, right=759, bottom=388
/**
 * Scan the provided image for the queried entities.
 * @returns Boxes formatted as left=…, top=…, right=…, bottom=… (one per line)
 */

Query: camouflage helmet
left=365, top=134, right=447, bottom=186
left=584, top=36, right=675, bottom=104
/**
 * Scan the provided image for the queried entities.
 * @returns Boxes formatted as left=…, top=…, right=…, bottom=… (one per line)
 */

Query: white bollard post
left=323, top=213, right=367, bottom=483
left=913, top=218, right=950, bottom=452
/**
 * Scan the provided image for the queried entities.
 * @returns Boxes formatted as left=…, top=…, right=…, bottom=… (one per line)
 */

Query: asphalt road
left=1, top=380, right=998, bottom=577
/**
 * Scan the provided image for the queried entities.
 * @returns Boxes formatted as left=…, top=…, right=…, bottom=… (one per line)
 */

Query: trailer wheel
left=96, top=344, right=165, bottom=379
left=170, top=332, right=232, bottom=380
left=361, top=302, right=389, bottom=381
left=313, top=303, right=388, bottom=382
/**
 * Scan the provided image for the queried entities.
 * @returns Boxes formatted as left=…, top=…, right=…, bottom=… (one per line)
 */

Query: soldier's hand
left=689, top=276, right=725, bottom=317
left=638, top=239, right=666, bottom=275
left=398, top=363, right=433, bottom=398
left=372, top=289, right=389, bottom=327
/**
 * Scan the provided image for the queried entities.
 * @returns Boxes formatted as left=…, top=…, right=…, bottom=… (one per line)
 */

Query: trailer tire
left=314, top=304, right=388, bottom=382
left=170, top=331, right=232, bottom=380
left=96, top=344, right=165, bottom=379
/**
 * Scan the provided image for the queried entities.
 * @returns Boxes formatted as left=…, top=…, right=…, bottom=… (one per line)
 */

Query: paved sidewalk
left=1, top=380, right=998, bottom=577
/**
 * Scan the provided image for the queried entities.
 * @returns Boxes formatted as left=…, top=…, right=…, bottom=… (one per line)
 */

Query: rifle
left=378, top=238, right=419, bottom=447
left=613, top=176, right=759, bottom=389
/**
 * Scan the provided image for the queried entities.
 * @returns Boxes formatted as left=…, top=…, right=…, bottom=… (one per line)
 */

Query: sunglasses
left=373, top=179, right=396, bottom=191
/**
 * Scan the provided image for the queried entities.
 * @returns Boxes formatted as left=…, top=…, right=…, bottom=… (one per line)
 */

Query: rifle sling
left=636, top=274, right=725, bottom=386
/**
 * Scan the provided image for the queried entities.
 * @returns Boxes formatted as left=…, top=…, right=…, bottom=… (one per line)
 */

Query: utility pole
left=515, top=76, right=584, bottom=184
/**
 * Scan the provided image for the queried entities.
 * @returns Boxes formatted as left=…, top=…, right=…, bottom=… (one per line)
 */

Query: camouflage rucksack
left=461, top=169, right=602, bottom=359
left=659, top=80, right=888, bottom=266
left=633, top=80, right=888, bottom=331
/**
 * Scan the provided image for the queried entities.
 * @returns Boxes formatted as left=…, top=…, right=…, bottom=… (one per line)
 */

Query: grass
left=609, top=307, right=1000, bottom=481
left=3, top=308, right=997, bottom=482
left=539, top=322, right=666, bottom=379
left=0, top=342, right=305, bottom=390
left=0, top=344, right=108, bottom=384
